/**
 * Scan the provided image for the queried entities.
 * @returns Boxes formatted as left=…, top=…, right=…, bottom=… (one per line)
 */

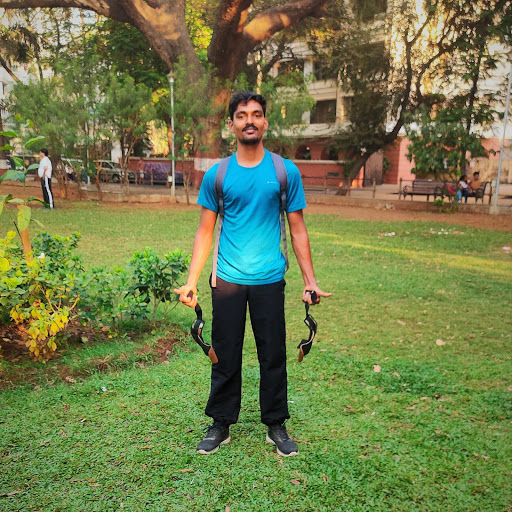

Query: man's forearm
left=290, top=229, right=317, bottom=288
left=186, top=226, right=214, bottom=288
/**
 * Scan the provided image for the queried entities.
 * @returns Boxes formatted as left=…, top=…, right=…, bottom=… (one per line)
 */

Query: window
left=310, top=100, right=337, bottom=124
left=313, top=62, right=338, bottom=82
left=321, top=147, right=339, bottom=161
left=295, top=145, right=311, bottom=160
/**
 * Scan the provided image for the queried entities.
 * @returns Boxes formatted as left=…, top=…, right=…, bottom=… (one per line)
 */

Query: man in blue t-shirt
left=175, top=91, right=330, bottom=457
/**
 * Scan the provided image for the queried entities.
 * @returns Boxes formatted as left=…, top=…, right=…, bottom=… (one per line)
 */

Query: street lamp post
left=493, top=51, right=512, bottom=207
left=168, top=71, right=176, bottom=199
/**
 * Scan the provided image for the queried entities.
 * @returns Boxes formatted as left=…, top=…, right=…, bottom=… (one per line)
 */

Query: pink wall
left=384, top=137, right=415, bottom=185
left=482, top=138, right=511, bottom=159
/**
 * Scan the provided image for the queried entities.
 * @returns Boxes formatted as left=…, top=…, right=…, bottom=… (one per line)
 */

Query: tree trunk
left=94, top=163, right=103, bottom=202
left=338, top=154, right=372, bottom=192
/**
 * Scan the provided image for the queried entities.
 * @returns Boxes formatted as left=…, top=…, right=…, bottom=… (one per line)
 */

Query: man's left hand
left=302, top=287, right=331, bottom=305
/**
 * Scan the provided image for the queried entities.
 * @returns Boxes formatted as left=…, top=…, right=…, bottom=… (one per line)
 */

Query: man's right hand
left=174, top=285, right=198, bottom=308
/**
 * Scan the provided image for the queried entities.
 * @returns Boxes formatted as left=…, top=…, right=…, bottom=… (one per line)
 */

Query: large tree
left=311, top=0, right=512, bottom=188
left=0, top=0, right=327, bottom=146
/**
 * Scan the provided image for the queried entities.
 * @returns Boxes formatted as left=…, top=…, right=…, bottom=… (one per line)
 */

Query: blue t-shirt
left=198, top=150, right=307, bottom=285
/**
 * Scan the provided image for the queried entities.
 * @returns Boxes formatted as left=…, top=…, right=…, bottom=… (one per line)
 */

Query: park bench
left=400, top=179, right=445, bottom=201
left=441, top=180, right=492, bottom=204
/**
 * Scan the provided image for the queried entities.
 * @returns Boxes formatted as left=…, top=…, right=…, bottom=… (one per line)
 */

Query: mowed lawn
left=1, top=201, right=511, bottom=511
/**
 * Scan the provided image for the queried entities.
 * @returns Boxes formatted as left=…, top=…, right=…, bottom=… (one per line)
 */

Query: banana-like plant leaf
left=17, top=205, right=31, bottom=232
left=0, top=170, right=26, bottom=184
left=21, top=120, right=33, bottom=129
left=0, top=130, right=17, bottom=138
left=25, top=135, right=46, bottom=148
left=0, top=144, right=14, bottom=151
left=12, top=157, right=23, bottom=168
left=33, top=219, right=44, bottom=228
left=27, top=163, right=39, bottom=171
left=9, top=198, right=25, bottom=205
left=27, top=197, right=45, bottom=205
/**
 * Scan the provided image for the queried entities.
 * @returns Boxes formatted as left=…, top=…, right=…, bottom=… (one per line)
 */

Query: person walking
left=38, top=148, right=54, bottom=209
left=174, top=90, right=331, bottom=457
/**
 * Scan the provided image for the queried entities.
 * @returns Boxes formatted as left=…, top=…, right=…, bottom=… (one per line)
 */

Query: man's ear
left=228, top=119, right=234, bottom=134
left=263, top=118, right=268, bottom=131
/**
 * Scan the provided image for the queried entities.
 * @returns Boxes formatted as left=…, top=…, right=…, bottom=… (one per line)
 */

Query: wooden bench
left=401, top=179, right=445, bottom=201
left=467, top=181, right=491, bottom=204
left=439, top=181, right=492, bottom=204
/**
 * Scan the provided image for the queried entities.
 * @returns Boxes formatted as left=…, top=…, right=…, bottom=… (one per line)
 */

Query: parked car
left=141, top=161, right=185, bottom=185
left=97, top=160, right=135, bottom=183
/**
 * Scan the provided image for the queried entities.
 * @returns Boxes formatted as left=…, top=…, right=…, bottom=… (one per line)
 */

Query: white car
left=97, top=160, right=135, bottom=183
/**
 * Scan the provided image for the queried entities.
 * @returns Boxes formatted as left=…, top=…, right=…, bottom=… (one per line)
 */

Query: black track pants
left=205, top=277, right=289, bottom=426
left=40, top=176, right=54, bottom=208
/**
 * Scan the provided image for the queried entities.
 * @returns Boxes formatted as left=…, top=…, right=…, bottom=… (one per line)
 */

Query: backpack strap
left=270, top=152, right=289, bottom=272
left=211, top=156, right=231, bottom=288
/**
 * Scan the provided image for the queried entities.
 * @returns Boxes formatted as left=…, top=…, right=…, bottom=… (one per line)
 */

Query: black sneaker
left=266, top=423, right=299, bottom=457
left=196, top=422, right=230, bottom=455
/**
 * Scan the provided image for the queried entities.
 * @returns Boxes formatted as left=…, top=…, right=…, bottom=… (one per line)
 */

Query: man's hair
left=40, top=148, right=49, bottom=156
left=473, top=171, right=479, bottom=176
left=229, top=91, right=266, bottom=120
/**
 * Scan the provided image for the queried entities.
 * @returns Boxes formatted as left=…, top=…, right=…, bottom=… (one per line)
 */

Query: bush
left=129, top=247, right=190, bottom=323
left=0, top=231, right=80, bottom=361
left=0, top=232, right=190, bottom=361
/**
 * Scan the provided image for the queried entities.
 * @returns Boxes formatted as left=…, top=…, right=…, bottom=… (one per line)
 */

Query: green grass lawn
left=1, top=201, right=511, bottom=511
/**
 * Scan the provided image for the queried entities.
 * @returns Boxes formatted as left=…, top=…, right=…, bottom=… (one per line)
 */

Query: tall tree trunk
left=461, top=49, right=483, bottom=175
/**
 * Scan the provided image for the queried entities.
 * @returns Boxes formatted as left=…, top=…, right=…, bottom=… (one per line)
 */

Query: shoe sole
left=266, top=434, right=299, bottom=457
left=196, top=436, right=231, bottom=455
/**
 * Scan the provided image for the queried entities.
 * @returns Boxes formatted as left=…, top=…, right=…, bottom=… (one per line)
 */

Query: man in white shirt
left=38, top=148, right=54, bottom=209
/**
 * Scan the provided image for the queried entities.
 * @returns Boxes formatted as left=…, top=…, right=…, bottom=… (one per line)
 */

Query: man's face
left=39, top=152, right=45, bottom=160
left=228, top=100, right=268, bottom=146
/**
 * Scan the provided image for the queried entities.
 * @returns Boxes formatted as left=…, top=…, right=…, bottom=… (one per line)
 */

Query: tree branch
left=0, top=55, right=20, bottom=83
left=208, top=0, right=327, bottom=81
left=208, top=0, right=253, bottom=65
left=0, top=0, right=202, bottom=75
left=0, top=0, right=132, bottom=23
left=243, top=0, right=327, bottom=47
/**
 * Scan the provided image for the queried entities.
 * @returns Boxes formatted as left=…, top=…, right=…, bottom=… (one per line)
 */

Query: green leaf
left=21, top=120, right=33, bottom=129
left=0, top=170, right=26, bottom=184
left=0, top=144, right=14, bottom=151
left=0, top=130, right=18, bottom=138
left=27, top=163, right=39, bottom=171
left=17, top=205, right=31, bottom=232
left=12, top=157, right=23, bottom=168
left=27, top=197, right=45, bottom=206
left=33, top=219, right=44, bottom=229
left=0, top=257, right=10, bottom=272
left=9, top=198, right=25, bottom=205
left=25, top=136, right=46, bottom=148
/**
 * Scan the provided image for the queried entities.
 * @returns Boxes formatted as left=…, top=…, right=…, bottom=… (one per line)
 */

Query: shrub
left=129, top=247, right=190, bottom=323
left=0, top=232, right=190, bottom=360
left=0, top=231, right=80, bottom=361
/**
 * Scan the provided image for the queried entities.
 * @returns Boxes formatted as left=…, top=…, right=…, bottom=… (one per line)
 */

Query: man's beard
left=239, top=124, right=262, bottom=145
left=239, top=134, right=262, bottom=145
